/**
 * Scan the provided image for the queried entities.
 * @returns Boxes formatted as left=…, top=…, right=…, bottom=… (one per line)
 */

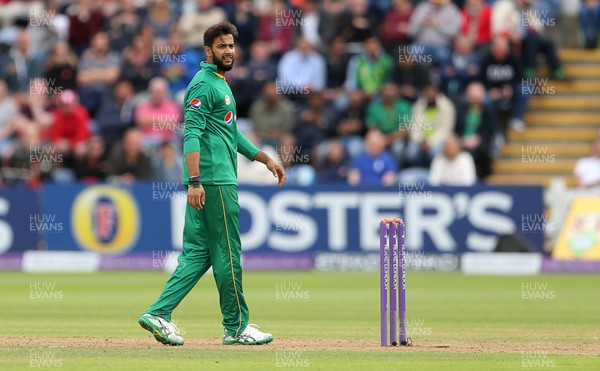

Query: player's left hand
left=266, top=161, right=287, bottom=186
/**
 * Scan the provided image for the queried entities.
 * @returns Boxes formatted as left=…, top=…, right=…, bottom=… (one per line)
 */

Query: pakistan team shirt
left=182, top=62, right=260, bottom=185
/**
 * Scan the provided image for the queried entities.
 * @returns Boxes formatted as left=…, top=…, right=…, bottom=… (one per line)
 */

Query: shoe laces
left=243, top=324, right=262, bottom=336
left=157, top=317, right=181, bottom=336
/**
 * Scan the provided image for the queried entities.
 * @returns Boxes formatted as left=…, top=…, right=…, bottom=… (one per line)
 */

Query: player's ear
left=204, top=45, right=212, bottom=60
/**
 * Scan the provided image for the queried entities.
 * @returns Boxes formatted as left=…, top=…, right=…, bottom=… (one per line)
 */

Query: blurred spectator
left=0, top=30, right=44, bottom=93
left=455, top=82, right=496, bottom=179
left=44, top=41, right=78, bottom=93
left=336, top=0, right=379, bottom=44
left=67, top=0, right=105, bottom=55
left=429, top=134, right=477, bottom=185
left=278, top=133, right=316, bottom=186
left=319, top=0, right=348, bottom=45
left=108, top=0, right=144, bottom=52
left=180, top=0, right=227, bottom=49
left=160, top=31, right=205, bottom=99
left=318, top=139, right=350, bottom=183
left=245, top=41, right=277, bottom=95
left=0, top=1, right=43, bottom=32
left=392, top=52, right=431, bottom=103
left=294, top=90, right=337, bottom=157
left=574, top=138, right=600, bottom=188
left=134, top=77, right=181, bottom=149
left=441, top=35, right=479, bottom=97
left=231, top=0, right=258, bottom=51
left=28, top=0, right=65, bottom=55
left=74, top=135, right=107, bottom=182
left=460, top=0, right=492, bottom=48
left=0, top=79, right=17, bottom=157
left=27, top=79, right=55, bottom=131
left=366, top=83, right=411, bottom=163
left=106, top=127, right=152, bottom=183
left=257, top=0, right=295, bottom=56
left=237, top=131, right=280, bottom=184
left=346, top=36, right=394, bottom=97
left=533, top=0, right=562, bottom=46
left=152, top=141, right=182, bottom=183
left=348, top=129, right=397, bottom=186
left=370, top=0, right=393, bottom=16
left=479, top=37, right=527, bottom=132
left=76, top=32, right=121, bottom=117
left=143, top=0, right=177, bottom=42
left=580, top=0, right=600, bottom=49
left=299, top=0, right=322, bottom=49
left=121, top=32, right=160, bottom=93
left=96, top=80, right=136, bottom=149
left=331, top=89, right=366, bottom=158
left=562, top=0, right=581, bottom=48
left=323, top=36, right=350, bottom=109
left=491, top=0, right=521, bottom=42
left=277, top=37, right=326, bottom=95
left=408, top=0, right=461, bottom=67
left=381, top=0, right=413, bottom=52
left=249, top=82, right=295, bottom=147
left=517, top=0, right=565, bottom=80
left=4, top=124, right=44, bottom=186
left=408, top=82, right=456, bottom=167
left=215, top=0, right=237, bottom=19
left=49, top=90, right=90, bottom=158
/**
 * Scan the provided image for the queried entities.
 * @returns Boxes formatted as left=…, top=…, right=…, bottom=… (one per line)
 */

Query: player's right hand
left=188, top=185, right=205, bottom=210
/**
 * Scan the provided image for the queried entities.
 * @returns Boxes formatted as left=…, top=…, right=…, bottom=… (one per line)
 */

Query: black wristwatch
left=188, top=176, right=200, bottom=188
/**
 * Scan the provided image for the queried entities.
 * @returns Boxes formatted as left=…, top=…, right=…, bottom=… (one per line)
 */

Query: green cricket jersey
left=182, top=62, right=260, bottom=185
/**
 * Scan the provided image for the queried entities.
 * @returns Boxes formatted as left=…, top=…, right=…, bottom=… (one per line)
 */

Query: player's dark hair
left=204, top=21, right=239, bottom=48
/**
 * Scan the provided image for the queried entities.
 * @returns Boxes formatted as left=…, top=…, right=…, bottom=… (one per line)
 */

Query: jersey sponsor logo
left=190, top=98, right=201, bottom=109
left=72, top=186, right=140, bottom=254
left=224, top=95, right=231, bottom=105
left=224, top=111, right=234, bottom=125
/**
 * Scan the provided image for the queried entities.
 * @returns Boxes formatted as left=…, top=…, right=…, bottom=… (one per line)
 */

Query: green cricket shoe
left=138, top=314, right=184, bottom=346
left=223, top=324, right=273, bottom=345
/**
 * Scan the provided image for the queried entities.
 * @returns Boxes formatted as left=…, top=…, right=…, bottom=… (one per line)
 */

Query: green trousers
left=146, top=185, right=249, bottom=337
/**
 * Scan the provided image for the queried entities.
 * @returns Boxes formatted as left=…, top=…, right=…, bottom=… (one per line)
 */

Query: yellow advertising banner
left=553, top=197, right=600, bottom=260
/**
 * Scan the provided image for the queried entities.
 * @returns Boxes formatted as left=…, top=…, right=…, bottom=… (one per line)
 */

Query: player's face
left=208, top=34, right=235, bottom=72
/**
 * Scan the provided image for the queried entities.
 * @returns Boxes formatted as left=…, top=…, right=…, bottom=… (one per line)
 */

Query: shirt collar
left=201, top=61, right=226, bottom=80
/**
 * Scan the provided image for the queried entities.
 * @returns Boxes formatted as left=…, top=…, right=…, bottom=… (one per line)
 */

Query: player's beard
left=212, top=52, right=235, bottom=72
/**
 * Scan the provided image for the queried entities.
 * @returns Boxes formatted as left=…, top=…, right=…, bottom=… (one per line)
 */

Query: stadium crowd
left=0, top=0, right=586, bottom=187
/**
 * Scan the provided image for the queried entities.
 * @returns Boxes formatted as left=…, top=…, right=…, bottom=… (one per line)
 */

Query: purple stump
left=399, top=220, right=407, bottom=345
left=389, top=222, right=398, bottom=346
left=380, top=220, right=388, bottom=347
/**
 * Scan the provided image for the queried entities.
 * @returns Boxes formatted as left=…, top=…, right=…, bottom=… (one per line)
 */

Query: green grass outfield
left=0, top=271, right=598, bottom=370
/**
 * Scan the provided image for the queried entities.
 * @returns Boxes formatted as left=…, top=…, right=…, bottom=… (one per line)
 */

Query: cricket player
left=139, top=21, right=287, bottom=346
